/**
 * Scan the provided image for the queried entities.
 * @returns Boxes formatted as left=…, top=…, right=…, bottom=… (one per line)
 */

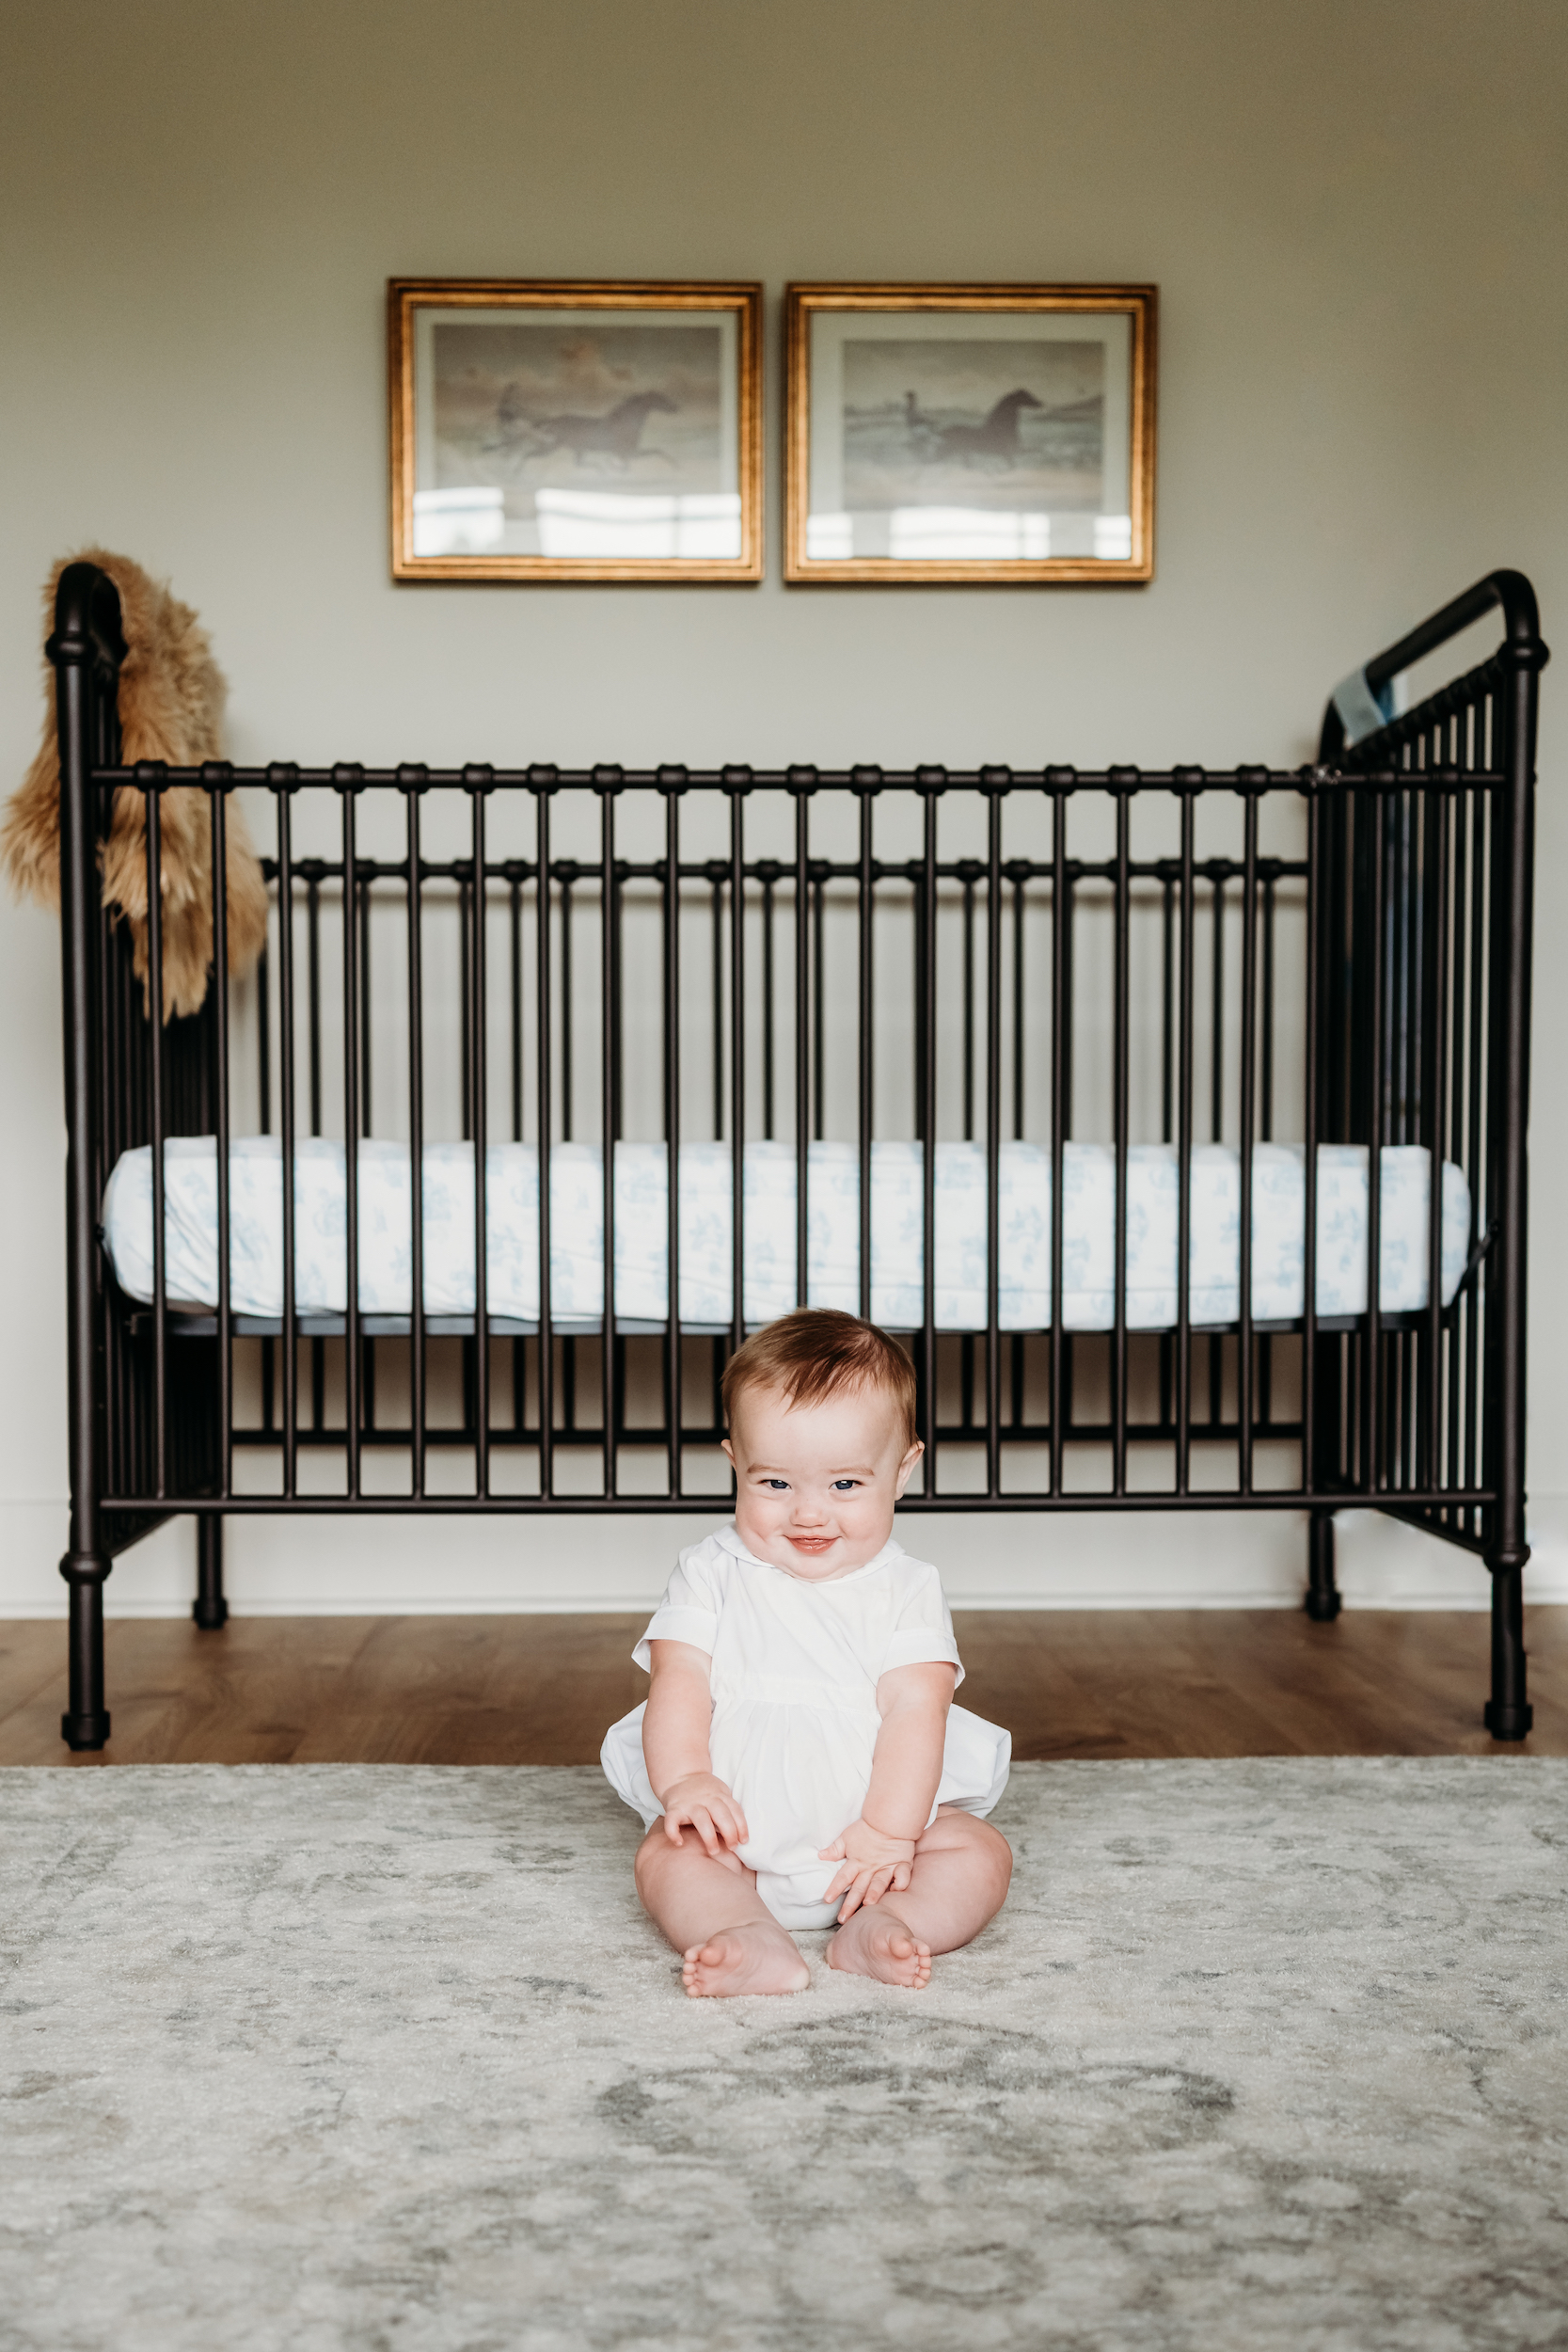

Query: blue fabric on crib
left=102, top=1136, right=1471, bottom=1331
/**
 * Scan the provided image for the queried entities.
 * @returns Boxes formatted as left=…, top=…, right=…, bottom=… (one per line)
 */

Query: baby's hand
left=658, top=1773, right=749, bottom=1859
left=818, top=1818, right=918, bottom=1922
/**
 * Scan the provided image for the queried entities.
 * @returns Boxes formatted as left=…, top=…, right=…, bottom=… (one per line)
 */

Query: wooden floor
left=2, top=1608, right=1564, bottom=1765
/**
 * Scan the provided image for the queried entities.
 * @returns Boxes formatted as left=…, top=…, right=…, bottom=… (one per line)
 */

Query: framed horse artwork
left=783, top=284, right=1157, bottom=585
left=388, top=279, right=765, bottom=583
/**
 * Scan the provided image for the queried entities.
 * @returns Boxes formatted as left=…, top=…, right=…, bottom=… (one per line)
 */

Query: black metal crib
left=47, top=563, right=1544, bottom=1749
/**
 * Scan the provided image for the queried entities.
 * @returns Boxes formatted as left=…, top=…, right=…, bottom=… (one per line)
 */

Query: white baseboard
left=3, top=1494, right=1564, bottom=1617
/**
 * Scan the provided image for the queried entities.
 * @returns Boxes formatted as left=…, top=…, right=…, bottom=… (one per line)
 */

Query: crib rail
left=48, top=562, right=1544, bottom=1751
left=86, top=758, right=1504, bottom=1507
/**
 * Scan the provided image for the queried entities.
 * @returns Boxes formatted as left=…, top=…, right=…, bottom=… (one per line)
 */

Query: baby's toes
left=681, top=1943, right=713, bottom=1994
left=898, top=1936, right=932, bottom=1987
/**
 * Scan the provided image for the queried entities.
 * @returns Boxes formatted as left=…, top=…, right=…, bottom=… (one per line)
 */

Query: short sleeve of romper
left=632, top=1546, right=723, bottom=1672
left=881, top=1561, right=965, bottom=1689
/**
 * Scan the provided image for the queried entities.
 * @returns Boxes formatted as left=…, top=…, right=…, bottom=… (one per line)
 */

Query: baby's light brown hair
left=721, top=1310, right=919, bottom=1448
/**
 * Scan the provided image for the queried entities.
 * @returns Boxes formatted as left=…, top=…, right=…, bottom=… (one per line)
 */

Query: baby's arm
left=642, top=1639, right=750, bottom=1858
left=819, top=1661, right=957, bottom=1919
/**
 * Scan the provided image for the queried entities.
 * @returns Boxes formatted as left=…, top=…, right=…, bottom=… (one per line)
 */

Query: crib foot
left=1482, top=1560, right=1532, bottom=1740
left=60, top=1713, right=110, bottom=1750
left=59, top=1556, right=111, bottom=1750
left=1305, top=1509, right=1341, bottom=1621
left=194, top=1514, right=229, bottom=1630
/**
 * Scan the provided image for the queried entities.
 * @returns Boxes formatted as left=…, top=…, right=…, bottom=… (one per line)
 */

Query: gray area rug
left=2, top=1761, right=1565, bottom=2352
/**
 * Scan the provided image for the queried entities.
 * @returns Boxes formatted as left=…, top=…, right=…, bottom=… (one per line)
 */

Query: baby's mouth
left=788, top=1534, right=835, bottom=1554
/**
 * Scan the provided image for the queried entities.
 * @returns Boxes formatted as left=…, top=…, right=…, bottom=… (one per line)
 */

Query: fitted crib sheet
left=102, top=1136, right=1471, bottom=1333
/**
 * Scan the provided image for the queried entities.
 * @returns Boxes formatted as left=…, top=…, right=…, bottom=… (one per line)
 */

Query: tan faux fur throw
left=1, top=549, right=267, bottom=1021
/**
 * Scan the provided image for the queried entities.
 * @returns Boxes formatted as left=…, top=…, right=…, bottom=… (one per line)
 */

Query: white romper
left=600, top=1522, right=1011, bottom=1930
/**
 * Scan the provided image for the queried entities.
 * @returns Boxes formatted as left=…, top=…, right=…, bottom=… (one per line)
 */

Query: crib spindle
left=305, top=868, right=325, bottom=1438
left=1444, top=771, right=1470, bottom=1532
left=728, top=773, right=748, bottom=1362
left=1363, top=785, right=1387, bottom=1498
left=273, top=777, right=300, bottom=1497
left=793, top=777, right=812, bottom=1317
left=662, top=774, right=684, bottom=1500
left=1422, top=774, right=1451, bottom=1498
left=1048, top=781, right=1069, bottom=1497
left=1236, top=783, right=1260, bottom=1497
left=403, top=771, right=427, bottom=1499
left=209, top=767, right=233, bottom=1505
left=1174, top=778, right=1198, bottom=1495
left=598, top=771, right=618, bottom=1499
left=535, top=778, right=555, bottom=1502
left=468, top=772, right=492, bottom=1498
left=918, top=777, right=940, bottom=1495
left=1110, top=776, right=1132, bottom=1498
left=984, top=777, right=1004, bottom=1500
left=143, top=776, right=167, bottom=1500
left=340, top=771, right=363, bottom=1499
left=857, top=777, right=875, bottom=1326
left=760, top=861, right=776, bottom=1143
left=1303, top=781, right=1334, bottom=1610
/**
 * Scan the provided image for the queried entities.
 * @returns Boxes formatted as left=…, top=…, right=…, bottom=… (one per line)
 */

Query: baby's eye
left=831, top=1479, right=860, bottom=1491
left=762, top=1478, right=790, bottom=1491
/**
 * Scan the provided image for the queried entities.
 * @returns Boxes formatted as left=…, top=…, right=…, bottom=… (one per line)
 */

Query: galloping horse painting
left=842, top=337, right=1105, bottom=515
left=524, top=389, right=678, bottom=469
left=430, top=320, right=726, bottom=548
left=931, top=387, right=1043, bottom=467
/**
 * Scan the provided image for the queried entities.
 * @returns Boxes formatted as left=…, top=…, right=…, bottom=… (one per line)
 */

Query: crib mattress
left=102, top=1136, right=1471, bottom=1334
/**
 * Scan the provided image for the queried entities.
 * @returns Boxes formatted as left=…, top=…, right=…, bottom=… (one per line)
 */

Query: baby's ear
left=720, top=1438, right=736, bottom=1468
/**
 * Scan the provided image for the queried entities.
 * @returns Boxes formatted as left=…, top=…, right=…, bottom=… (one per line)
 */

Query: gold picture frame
left=388, top=279, right=764, bottom=583
left=784, top=283, right=1157, bottom=585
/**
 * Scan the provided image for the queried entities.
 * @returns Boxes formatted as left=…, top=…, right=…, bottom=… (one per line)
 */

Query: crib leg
left=1304, top=1509, right=1341, bottom=1621
left=1482, top=1562, right=1532, bottom=1740
left=194, top=1514, right=229, bottom=1630
left=59, top=1555, right=111, bottom=1750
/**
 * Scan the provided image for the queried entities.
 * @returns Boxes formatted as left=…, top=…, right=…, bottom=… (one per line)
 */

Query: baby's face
left=722, top=1381, right=924, bottom=1581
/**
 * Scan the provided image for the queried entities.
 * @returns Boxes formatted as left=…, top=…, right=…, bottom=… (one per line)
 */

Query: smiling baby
left=601, top=1309, right=1012, bottom=1996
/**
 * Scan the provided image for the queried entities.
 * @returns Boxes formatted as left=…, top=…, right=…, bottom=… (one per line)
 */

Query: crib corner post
left=59, top=1554, right=111, bottom=1751
left=1482, top=1556, right=1532, bottom=1740
left=194, top=1513, right=229, bottom=1629
left=1304, top=1508, right=1341, bottom=1621
left=52, top=563, right=123, bottom=1755
left=1479, top=589, right=1541, bottom=1743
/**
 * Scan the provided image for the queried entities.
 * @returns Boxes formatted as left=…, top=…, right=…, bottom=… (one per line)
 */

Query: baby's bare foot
left=826, top=1907, right=932, bottom=1989
left=681, top=1924, right=810, bottom=1999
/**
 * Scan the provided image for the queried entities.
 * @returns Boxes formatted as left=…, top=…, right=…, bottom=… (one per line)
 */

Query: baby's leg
left=635, top=1824, right=809, bottom=1998
left=827, top=1808, right=1011, bottom=1989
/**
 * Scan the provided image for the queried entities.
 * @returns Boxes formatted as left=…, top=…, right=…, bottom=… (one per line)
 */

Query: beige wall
left=1, top=0, right=1563, bottom=1614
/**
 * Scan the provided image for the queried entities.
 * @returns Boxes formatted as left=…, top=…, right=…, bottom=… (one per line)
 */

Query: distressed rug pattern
left=2, top=1759, right=1565, bottom=2351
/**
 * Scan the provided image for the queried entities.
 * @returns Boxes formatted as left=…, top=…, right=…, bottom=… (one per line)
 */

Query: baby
left=602, top=1309, right=1012, bottom=1996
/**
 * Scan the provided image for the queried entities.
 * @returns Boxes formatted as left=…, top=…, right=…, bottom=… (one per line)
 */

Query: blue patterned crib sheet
left=103, top=1136, right=1470, bottom=1331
